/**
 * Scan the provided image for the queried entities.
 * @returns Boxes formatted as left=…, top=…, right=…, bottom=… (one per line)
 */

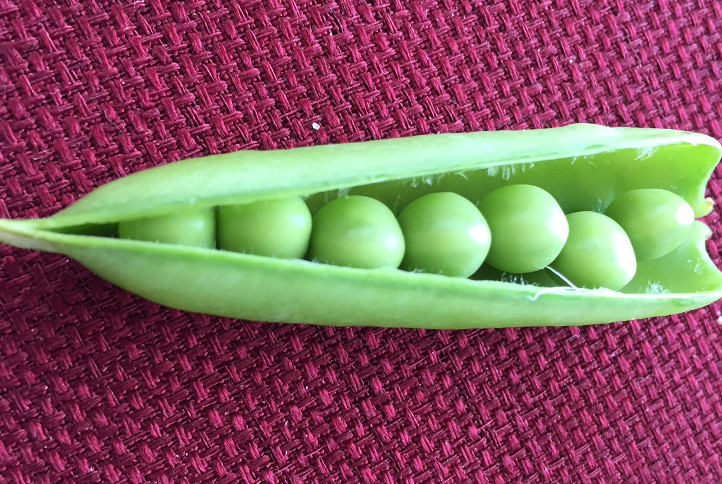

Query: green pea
left=551, top=211, right=636, bottom=290
left=118, top=208, right=215, bottom=248
left=604, top=189, right=694, bottom=261
left=398, top=192, right=490, bottom=277
left=308, top=196, right=404, bottom=269
left=478, top=184, right=568, bottom=273
left=218, top=197, right=312, bottom=258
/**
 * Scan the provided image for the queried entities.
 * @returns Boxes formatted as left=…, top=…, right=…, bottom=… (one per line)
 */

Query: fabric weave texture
left=2, top=0, right=722, bottom=482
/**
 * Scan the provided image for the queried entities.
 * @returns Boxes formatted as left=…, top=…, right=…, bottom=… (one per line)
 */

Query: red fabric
left=1, top=0, right=722, bottom=482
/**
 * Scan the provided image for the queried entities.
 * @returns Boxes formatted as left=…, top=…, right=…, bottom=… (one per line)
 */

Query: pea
left=218, top=197, right=312, bottom=258
left=604, top=189, right=694, bottom=261
left=398, top=192, right=490, bottom=277
left=478, top=184, right=569, bottom=273
left=308, top=196, right=404, bottom=269
left=118, top=208, right=215, bottom=248
left=551, top=211, right=636, bottom=290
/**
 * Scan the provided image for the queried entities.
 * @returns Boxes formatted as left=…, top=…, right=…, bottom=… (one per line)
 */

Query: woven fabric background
left=1, top=0, right=722, bottom=482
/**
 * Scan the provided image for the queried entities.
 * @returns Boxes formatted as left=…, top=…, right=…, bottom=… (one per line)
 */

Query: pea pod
left=1, top=123, right=721, bottom=328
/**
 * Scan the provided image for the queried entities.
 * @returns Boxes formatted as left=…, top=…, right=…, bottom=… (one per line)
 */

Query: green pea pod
left=1, top=124, right=721, bottom=328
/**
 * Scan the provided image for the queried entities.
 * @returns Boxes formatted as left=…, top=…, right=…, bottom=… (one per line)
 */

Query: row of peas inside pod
left=117, top=185, right=695, bottom=292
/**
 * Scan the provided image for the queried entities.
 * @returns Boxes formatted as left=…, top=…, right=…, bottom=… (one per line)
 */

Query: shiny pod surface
left=1, top=124, right=721, bottom=328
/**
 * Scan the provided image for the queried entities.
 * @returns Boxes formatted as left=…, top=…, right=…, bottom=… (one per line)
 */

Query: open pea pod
left=1, top=123, right=721, bottom=328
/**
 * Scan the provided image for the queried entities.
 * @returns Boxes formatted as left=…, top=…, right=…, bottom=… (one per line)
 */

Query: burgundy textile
left=2, top=0, right=722, bottom=482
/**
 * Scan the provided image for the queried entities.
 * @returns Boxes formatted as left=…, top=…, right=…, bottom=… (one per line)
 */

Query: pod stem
left=0, top=219, right=59, bottom=254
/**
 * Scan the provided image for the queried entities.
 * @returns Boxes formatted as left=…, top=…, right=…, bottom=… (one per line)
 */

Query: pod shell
left=1, top=124, right=721, bottom=328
